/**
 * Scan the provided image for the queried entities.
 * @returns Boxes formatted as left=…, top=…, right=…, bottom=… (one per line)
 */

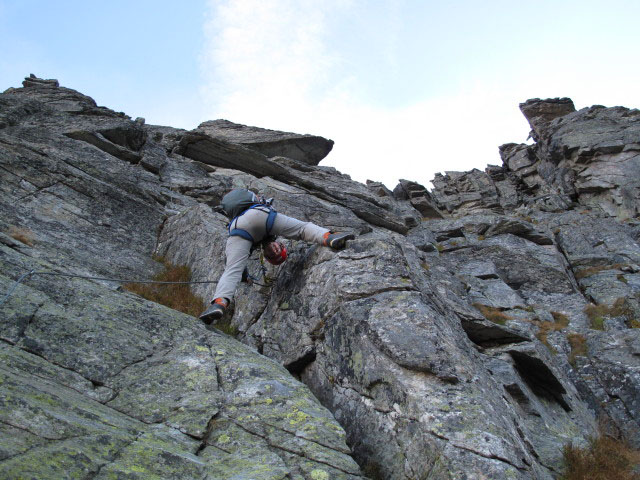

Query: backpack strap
left=266, top=209, right=277, bottom=235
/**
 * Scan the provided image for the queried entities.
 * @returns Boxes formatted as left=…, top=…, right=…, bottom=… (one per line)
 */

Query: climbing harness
left=228, top=204, right=278, bottom=243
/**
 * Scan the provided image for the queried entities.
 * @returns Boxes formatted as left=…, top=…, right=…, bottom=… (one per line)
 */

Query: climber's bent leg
left=212, top=236, right=252, bottom=301
left=271, top=213, right=329, bottom=244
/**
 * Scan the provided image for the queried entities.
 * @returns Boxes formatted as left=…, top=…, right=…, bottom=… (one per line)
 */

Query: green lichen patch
left=0, top=434, right=133, bottom=480
left=107, top=336, right=223, bottom=437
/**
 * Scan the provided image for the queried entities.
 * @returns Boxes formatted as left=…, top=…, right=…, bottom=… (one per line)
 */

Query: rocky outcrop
left=1, top=77, right=639, bottom=479
left=196, top=119, right=334, bottom=166
left=434, top=98, right=640, bottom=220
left=0, top=76, right=361, bottom=479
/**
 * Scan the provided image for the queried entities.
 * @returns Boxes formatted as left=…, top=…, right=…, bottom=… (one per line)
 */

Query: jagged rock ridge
left=1, top=76, right=639, bottom=479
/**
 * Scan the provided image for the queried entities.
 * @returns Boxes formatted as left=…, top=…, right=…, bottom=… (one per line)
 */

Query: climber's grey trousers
left=213, top=208, right=329, bottom=302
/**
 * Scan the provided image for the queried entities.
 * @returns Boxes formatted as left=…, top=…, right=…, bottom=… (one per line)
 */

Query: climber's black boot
left=323, top=232, right=355, bottom=250
left=199, top=298, right=228, bottom=325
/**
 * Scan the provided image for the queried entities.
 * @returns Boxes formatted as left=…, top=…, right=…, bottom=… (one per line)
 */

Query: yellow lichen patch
left=310, top=469, right=329, bottom=480
left=217, top=434, right=231, bottom=444
left=286, top=408, right=310, bottom=425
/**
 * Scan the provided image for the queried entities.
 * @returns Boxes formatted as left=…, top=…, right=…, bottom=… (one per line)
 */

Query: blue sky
left=2, top=0, right=639, bottom=188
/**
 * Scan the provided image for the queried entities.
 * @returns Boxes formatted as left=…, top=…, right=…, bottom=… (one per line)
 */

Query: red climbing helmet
left=264, top=241, right=287, bottom=265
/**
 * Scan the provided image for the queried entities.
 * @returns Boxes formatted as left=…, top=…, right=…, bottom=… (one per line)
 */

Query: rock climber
left=199, top=188, right=355, bottom=324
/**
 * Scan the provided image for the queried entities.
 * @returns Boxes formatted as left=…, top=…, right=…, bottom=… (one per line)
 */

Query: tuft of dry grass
left=584, top=304, right=609, bottom=330
left=584, top=298, right=637, bottom=330
left=8, top=226, right=35, bottom=246
left=124, top=258, right=206, bottom=318
left=535, top=311, right=571, bottom=353
left=567, top=333, right=588, bottom=366
left=562, top=433, right=640, bottom=480
left=574, top=263, right=627, bottom=280
left=472, top=303, right=513, bottom=325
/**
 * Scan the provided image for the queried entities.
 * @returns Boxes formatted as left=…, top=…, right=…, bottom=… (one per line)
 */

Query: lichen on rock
left=1, top=76, right=639, bottom=479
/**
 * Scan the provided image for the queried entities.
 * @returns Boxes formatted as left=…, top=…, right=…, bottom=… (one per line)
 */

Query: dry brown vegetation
left=124, top=258, right=206, bottom=318
left=562, top=433, right=640, bottom=480
left=584, top=304, right=609, bottom=330
left=567, top=333, right=588, bottom=366
left=574, top=263, right=627, bottom=280
left=8, top=226, right=35, bottom=246
left=535, top=311, right=570, bottom=353
left=472, top=303, right=513, bottom=325
left=584, top=298, right=637, bottom=330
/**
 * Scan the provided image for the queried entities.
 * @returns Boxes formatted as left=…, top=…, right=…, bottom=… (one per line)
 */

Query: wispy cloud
left=200, top=0, right=640, bottom=189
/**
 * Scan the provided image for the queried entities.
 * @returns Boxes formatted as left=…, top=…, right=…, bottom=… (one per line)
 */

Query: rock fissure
left=195, top=411, right=223, bottom=456
left=1, top=339, right=115, bottom=395
left=85, top=432, right=145, bottom=480
left=108, top=345, right=174, bottom=380
left=254, top=418, right=351, bottom=455
left=15, top=181, right=62, bottom=201
left=230, top=419, right=363, bottom=476
left=427, top=429, right=528, bottom=473
left=0, top=419, right=73, bottom=442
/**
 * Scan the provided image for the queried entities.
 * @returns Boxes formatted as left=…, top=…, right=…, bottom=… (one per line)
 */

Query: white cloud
left=201, top=0, right=640, bottom=189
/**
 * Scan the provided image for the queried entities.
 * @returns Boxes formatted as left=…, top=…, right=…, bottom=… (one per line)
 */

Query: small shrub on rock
left=472, top=303, right=513, bottom=325
left=567, top=333, right=588, bottom=366
left=584, top=298, right=637, bottom=330
left=7, top=226, right=35, bottom=246
left=574, top=263, right=627, bottom=280
left=584, top=304, right=609, bottom=330
left=562, top=432, right=640, bottom=480
left=535, top=312, right=570, bottom=353
left=124, top=258, right=206, bottom=317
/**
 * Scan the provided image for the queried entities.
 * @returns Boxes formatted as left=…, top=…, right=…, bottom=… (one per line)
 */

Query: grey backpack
left=221, top=189, right=259, bottom=220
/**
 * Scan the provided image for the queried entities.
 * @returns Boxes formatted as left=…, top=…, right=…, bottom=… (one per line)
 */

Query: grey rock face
left=393, top=179, right=444, bottom=219
left=0, top=76, right=362, bottom=479
left=1, top=78, right=639, bottom=480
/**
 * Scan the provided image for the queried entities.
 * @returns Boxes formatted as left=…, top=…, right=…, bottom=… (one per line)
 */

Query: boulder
left=197, top=119, right=334, bottom=166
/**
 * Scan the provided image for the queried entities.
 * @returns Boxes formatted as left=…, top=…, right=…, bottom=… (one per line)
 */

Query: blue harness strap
left=228, top=228, right=255, bottom=242
left=266, top=209, right=277, bottom=235
left=228, top=204, right=278, bottom=244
